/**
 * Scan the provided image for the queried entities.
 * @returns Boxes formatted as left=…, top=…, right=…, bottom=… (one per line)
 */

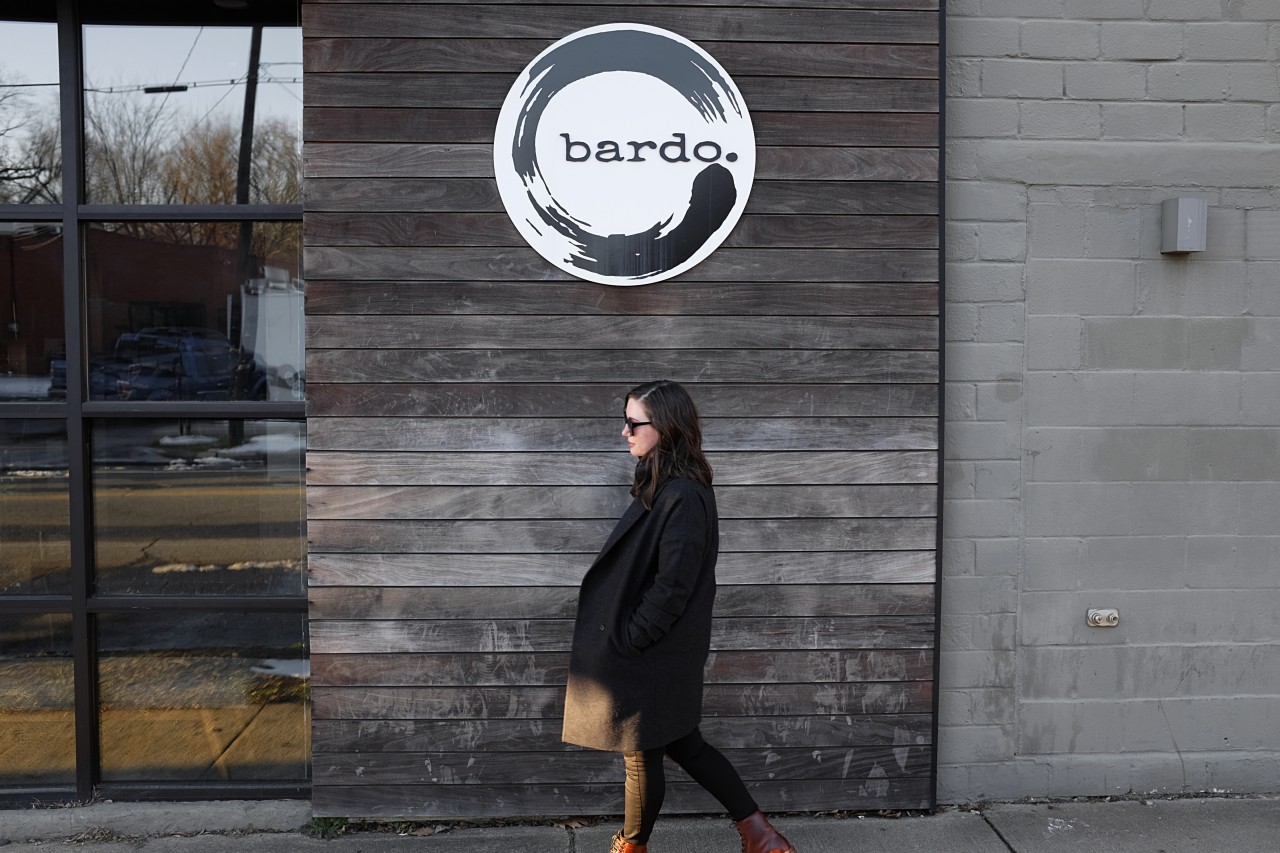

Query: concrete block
left=1026, top=481, right=1242, bottom=537
left=945, top=180, right=1027, bottom=222
left=1023, top=427, right=1084, bottom=483
left=945, top=381, right=978, bottom=421
left=1241, top=316, right=1280, bottom=369
left=945, top=139, right=980, bottom=179
left=947, top=98, right=1020, bottom=138
left=1147, top=0, right=1228, bottom=20
left=1026, top=259, right=1137, bottom=315
left=1148, top=63, right=1231, bottom=101
left=1019, top=101, right=1101, bottom=139
left=980, top=59, right=1063, bottom=98
left=942, top=575, right=1019, bottom=613
left=948, top=17, right=1021, bottom=58
left=947, top=261, right=1025, bottom=302
left=1185, top=103, right=1267, bottom=141
left=942, top=535, right=977, bottom=576
left=1100, top=22, right=1183, bottom=60
left=1242, top=372, right=1280, bottom=424
left=946, top=221, right=980, bottom=261
left=1220, top=188, right=1280, bottom=209
left=1101, top=103, right=1185, bottom=140
left=1187, top=317, right=1250, bottom=369
left=1270, top=104, right=1280, bottom=141
left=1019, top=644, right=1280, bottom=700
left=946, top=302, right=980, bottom=342
left=945, top=460, right=978, bottom=499
left=1080, top=535, right=1187, bottom=589
left=1245, top=209, right=1280, bottom=260
left=1245, top=261, right=1280, bottom=315
left=1026, top=315, right=1082, bottom=370
left=974, top=537, right=1022, bottom=577
left=1236, top=482, right=1280, bottom=535
left=1023, top=536, right=1082, bottom=591
left=942, top=650, right=1015, bottom=689
left=980, top=0, right=1065, bottom=16
left=975, top=381, right=1025, bottom=421
left=1028, top=203, right=1086, bottom=259
left=1226, top=63, right=1280, bottom=100
left=1188, top=428, right=1280, bottom=479
left=1184, top=22, right=1271, bottom=60
left=1198, top=205, right=1247, bottom=261
left=1084, top=206, right=1142, bottom=258
left=946, top=342, right=1024, bottom=382
left=1082, top=426, right=1191, bottom=481
left=944, top=420, right=1022, bottom=460
left=947, top=58, right=983, bottom=98
left=936, top=723, right=1017, bottom=764
left=1231, top=0, right=1280, bottom=19
left=1064, top=62, right=1147, bottom=99
left=981, top=139, right=1280, bottom=186
left=1186, top=535, right=1280, bottom=588
left=1026, top=371, right=1135, bottom=427
left=1021, top=21, right=1101, bottom=60
left=943, top=497, right=1019, bottom=537
left=977, top=222, right=1027, bottom=261
left=1131, top=372, right=1243, bottom=425
left=1083, top=317, right=1187, bottom=369
left=976, top=303, right=1025, bottom=342
left=1064, top=0, right=1144, bottom=19
left=1136, top=260, right=1248, bottom=317
left=946, top=0, right=984, bottom=16
left=946, top=687, right=1016, bottom=725
left=974, top=461, right=1020, bottom=499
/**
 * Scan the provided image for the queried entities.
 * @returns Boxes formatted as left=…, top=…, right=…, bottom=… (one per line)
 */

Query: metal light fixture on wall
left=1160, top=197, right=1209, bottom=254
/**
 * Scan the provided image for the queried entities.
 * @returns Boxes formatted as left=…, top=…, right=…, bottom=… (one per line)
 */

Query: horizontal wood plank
left=305, top=0, right=939, bottom=11
left=307, top=550, right=937, bottom=587
left=314, top=744, right=932, bottom=785
left=310, top=616, right=935, bottom=655
left=308, top=584, right=934, bottom=620
left=306, top=383, right=938, bottom=418
left=311, top=713, right=933, bottom=753
left=303, top=107, right=939, bottom=147
left=312, top=678, right=933, bottom=718
left=305, top=178, right=938, bottom=214
left=304, top=6, right=939, bottom=44
left=302, top=282, right=940, bottom=316
left=304, top=450, right=939, bottom=487
left=306, top=213, right=938, bottom=250
left=305, top=37, right=939, bottom=77
left=310, top=647, right=935, bottom=684
left=306, top=417, right=938, bottom=452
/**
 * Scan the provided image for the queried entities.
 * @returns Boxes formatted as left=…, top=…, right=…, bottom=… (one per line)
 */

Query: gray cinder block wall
left=941, top=0, right=1280, bottom=800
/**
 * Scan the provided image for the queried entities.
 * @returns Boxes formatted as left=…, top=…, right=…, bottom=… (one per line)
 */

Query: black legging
left=622, top=727, right=758, bottom=844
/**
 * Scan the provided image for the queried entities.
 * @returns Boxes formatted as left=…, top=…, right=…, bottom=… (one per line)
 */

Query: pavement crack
left=979, top=811, right=1018, bottom=853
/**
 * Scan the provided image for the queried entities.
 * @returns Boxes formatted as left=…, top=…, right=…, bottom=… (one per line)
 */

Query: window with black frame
left=0, top=1, right=306, bottom=803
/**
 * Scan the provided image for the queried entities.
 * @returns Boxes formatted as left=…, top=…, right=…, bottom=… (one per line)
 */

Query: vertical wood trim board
left=303, top=0, right=942, bottom=818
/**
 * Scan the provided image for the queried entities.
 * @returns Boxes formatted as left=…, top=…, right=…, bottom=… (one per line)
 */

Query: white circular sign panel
left=493, top=24, right=756, bottom=286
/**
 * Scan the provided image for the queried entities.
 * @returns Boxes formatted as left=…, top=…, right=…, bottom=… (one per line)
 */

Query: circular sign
left=494, top=24, right=755, bottom=286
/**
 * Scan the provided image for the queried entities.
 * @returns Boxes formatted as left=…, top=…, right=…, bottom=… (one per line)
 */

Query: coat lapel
left=588, top=497, right=646, bottom=570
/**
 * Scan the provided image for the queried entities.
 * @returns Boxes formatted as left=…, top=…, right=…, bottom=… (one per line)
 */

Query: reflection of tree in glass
left=0, top=66, right=61, bottom=203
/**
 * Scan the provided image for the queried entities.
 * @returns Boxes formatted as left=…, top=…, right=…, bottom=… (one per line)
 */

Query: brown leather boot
left=735, top=811, right=798, bottom=853
left=608, top=830, right=648, bottom=853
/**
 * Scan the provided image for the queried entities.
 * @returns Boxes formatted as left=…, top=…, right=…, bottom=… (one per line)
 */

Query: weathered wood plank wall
left=303, top=0, right=941, bottom=817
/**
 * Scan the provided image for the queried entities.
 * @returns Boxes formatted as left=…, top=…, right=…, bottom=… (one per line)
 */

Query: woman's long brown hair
left=627, top=380, right=713, bottom=509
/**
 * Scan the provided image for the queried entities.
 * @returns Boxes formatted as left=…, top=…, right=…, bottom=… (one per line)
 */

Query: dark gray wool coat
left=561, top=477, right=718, bottom=752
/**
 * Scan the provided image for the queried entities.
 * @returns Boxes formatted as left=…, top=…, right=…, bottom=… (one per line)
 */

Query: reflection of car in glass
left=52, top=328, right=267, bottom=401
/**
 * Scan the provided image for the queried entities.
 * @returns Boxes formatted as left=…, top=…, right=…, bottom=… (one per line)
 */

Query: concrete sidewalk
left=1, top=796, right=1278, bottom=852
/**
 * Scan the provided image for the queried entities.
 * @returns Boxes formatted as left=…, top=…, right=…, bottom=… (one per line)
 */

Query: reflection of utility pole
left=231, top=25, right=261, bottom=419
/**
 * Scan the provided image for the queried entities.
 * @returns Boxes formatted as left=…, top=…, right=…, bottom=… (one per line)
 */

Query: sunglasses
left=623, top=417, right=653, bottom=433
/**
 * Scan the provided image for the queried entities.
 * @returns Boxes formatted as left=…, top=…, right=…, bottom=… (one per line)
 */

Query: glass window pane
left=0, top=420, right=70, bottom=595
left=92, top=419, right=305, bottom=596
left=98, top=611, right=309, bottom=782
left=0, top=612, right=74, bottom=787
left=85, top=222, right=303, bottom=402
left=1, top=223, right=66, bottom=401
left=0, top=9, right=61, bottom=204
left=82, top=24, right=301, bottom=205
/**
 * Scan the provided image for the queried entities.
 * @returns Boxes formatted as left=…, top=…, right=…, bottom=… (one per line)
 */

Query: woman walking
left=562, top=380, right=798, bottom=853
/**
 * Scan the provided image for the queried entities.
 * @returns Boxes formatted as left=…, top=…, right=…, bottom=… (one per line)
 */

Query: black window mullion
left=56, top=0, right=99, bottom=802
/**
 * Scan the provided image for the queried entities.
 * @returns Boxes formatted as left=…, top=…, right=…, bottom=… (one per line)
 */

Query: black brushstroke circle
left=501, top=26, right=753, bottom=284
